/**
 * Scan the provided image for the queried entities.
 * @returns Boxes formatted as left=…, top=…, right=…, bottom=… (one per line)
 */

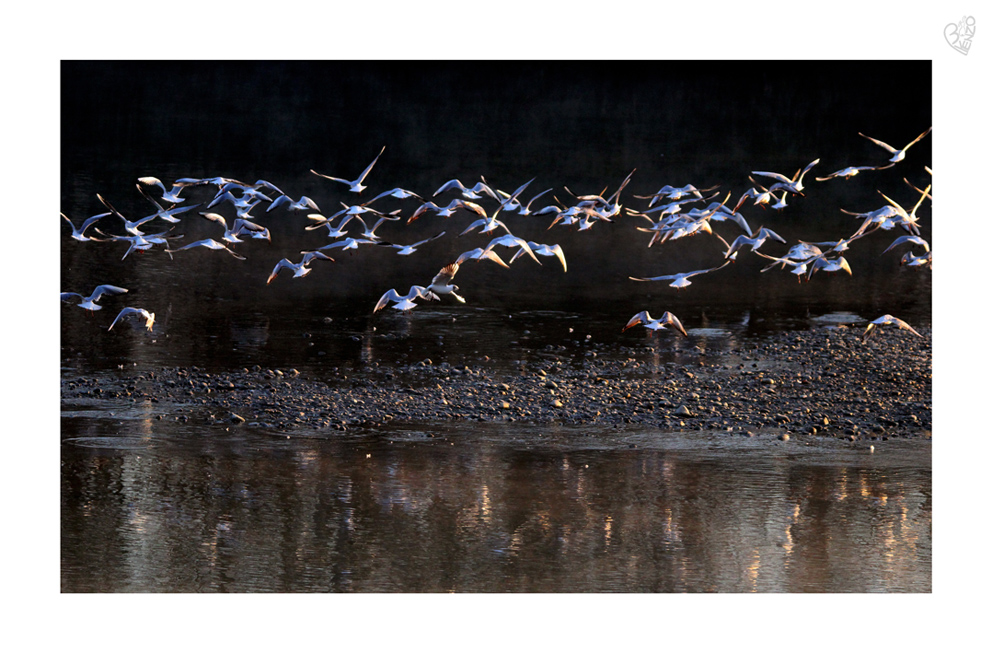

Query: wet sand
left=61, top=326, right=931, bottom=443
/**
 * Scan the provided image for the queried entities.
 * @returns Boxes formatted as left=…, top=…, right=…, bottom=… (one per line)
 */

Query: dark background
left=60, top=60, right=932, bottom=373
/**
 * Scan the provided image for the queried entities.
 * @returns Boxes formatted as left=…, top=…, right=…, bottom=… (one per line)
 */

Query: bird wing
left=622, top=311, right=651, bottom=332
left=750, top=170, right=792, bottom=184
left=903, top=127, right=932, bottom=150
left=374, top=288, right=404, bottom=312
left=310, top=169, right=348, bottom=184
left=434, top=179, right=466, bottom=196
left=89, top=285, right=129, bottom=302
left=266, top=259, right=295, bottom=284
left=356, top=146, right=386, bottom=183
left=858, top=132, right=897, bottom=154
left=431, top=263, right=459, bottom=286
left=267, top=195, right=291, bottom=212
left=659, top=311, right=688, bottom=337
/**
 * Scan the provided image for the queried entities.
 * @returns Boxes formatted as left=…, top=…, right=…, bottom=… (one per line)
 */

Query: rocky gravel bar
left=61, top=326, right=932, bottom=443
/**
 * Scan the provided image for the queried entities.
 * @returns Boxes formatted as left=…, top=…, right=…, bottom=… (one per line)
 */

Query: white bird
left=460, top=215, right=511, bottom=236
left=901, top=251, right=932, bottom=268
left=314, top=236, right=380, bottom=252
left=135, top=184, right=203, bottom=223
left=754, top=251, right=813, bottom=281
left=373, top=286, right=439, bottom=313
left=93, top=228, right=182, bottom=260
left=740, top=179, right=777, bottom=208
left=861, top=314, right=923, bottom=342
left=433, top=179, right=499, bottom=201
left=622, top=310, right=688, bottom=337
left=266, top=194, right=320, bottom=213
left=481, top=233, right=541, bottom=264
left=364, top=187, right=424, bottom=205
left=98, top=193, right=189, bottom=235
left=815, top=163, right=894, bottom=182
left=752, top=158, right=820, bottom=196
left=62, top=211, right=111, bottom=241
left=637, top=183, right=718, bottom=206
left=266, top=251, right=334, bottom=284
left=724, top=226, right=787, bottom=260
left=881, top=234, right=930, bottom=256
left=859, top=127, right=931, bottom=164
left=377, top=231, right=446, bottom=256
left=61, top=284, right=128, bottom=311
left=408, top=199, right=487, bottom=223
left=509, top=241, right=567, bottom=271
left=108, top=307, right=156, bottom=332
left=137, top=176, right=187, bottom=203
left=454, top=247, right=512, bottom=269
left=516, top=188, right=555, bottom=216
left=806, top=255, right=853, bottom=280
left=166, top=238, right=246, bottom=260
left=799, top=233, right=866, bottom=256
left=629, top=260, right=731, bottom=289
left=426, top=262, right=466, bottom=303
left=199, top=212, right=270, bottom=243
left=310, top=145, right=385, bottom=193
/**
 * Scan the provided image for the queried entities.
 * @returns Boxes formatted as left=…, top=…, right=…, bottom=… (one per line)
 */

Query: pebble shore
left=61, top=326, right=931, bottom=442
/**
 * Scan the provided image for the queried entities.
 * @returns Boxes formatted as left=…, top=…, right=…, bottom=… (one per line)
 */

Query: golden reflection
left=746, top=548, right=761, bottom=591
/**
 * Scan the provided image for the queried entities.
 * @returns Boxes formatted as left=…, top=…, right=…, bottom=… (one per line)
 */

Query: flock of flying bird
left=62, top=127, right=932, bottom=344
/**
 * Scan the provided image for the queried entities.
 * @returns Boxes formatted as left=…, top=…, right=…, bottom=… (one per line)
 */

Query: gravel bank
left=61, top=326, right=931, bottom=442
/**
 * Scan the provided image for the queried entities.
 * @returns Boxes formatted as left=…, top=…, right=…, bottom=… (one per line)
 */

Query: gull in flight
left=751, top=158, right=820, bottom=196
left=509, top=241, right=567, bottom=271
left=454, top=247, right=511, bottom=269
left=266, top=251, right=334, bottom=284
left=433, top=179, right=499, bottom=201
left=408, top=198, right=487, bottom=224
left=901, top=251, right=932, bottom=268
left=135, top=184, right=204, bottom=223
left=740, top=179, right=778, bottom=208
left=109, top=307, right=155, bottom=332
left=815, top=163, right=894, bottom=182
left=166, top=238, right=246, bottom=260
left=861, top=314, right=923, bottom=342
left=516, top=188, right=556, bottom=216
left=426, top=262, right=466, bottom=303
left=373, top=286, right=440, bottom=313
left=723, top=226, right=787, bottom=260
left=93, top=228, right=182, bottom=260
left=199, top=212, right=270, bottom=243
left=377, top=231, right=446, bottom=256
left=754, top=251, right=814, bottom=282
left=313, top=235, right=380, bottom=253
left=364, top=187, right=424, bottom=205
left=267, top=194, right=320, bottom=213
left=881, top=235, right=930, bottom=256
left=805, top=255, right=852, bottom=281
left=859, top=127, right=931, bottom=164
left=311, top=145, right=385, bottom=193
left=98, top=193, right=194, bottom=235
left=629, top=260, right=731, bottom=290
left=137, top=176, right=188, bottom=204
left=622, top=310, right=688, bottom=337
left=637, top=183, right=718, bottom=207
left=481, top=233, right=541, bottom=264
left=61, top=284, right=128, bottom=311
left=62, top=211, right=111, bottom=241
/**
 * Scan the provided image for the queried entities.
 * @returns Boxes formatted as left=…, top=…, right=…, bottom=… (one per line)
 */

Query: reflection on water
left=61, top=421, right=930, bottom=592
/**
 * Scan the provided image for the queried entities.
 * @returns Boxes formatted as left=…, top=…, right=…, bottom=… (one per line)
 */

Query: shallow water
left=60, top=61, right=932, bottom=592
left=60, top=417, right=930, bottom=593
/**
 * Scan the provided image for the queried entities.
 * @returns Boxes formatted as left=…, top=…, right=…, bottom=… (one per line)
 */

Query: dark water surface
left=61, top=61, right=931, bottom=592
left=61, top=418, right=930, bottom=592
